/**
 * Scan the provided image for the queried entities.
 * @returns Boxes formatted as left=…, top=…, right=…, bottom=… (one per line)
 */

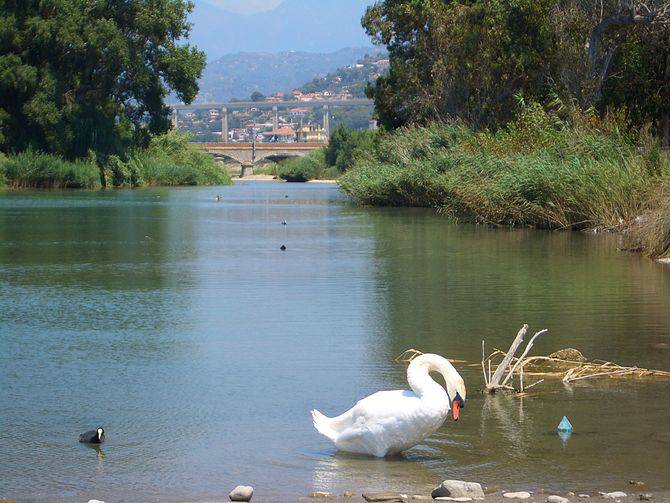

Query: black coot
left=79, top=427, right=105, bottom=444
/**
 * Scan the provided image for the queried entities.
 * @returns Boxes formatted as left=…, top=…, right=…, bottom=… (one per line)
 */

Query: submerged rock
left=362, top=493, right=405, bottom=502
left=600, top=492, right=627, bottom=499
left=503, top=492, right=532, bottom=499
left=343, top=492, right=354, bottom=498
left=547, top=496, right=569, bottom=503
left=579, top=496, right=591, bottom=499
left=309, top=492, right=332, bottom=498
left=638, top=494, right=653, bottom=501
left=229, top=485, right=254, bottom=502
left=432, top=481, right=485, bottom=500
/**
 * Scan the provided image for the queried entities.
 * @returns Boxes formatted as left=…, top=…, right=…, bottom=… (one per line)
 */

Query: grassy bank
left=0, top=132, right=231, bottom=189
left=0, top=150, right=101, bottom=189
left=340, top=105, right=670, bottom=237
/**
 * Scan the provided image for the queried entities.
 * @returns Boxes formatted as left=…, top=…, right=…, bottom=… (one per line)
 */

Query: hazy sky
left=204, top=0, right=283, bottom=14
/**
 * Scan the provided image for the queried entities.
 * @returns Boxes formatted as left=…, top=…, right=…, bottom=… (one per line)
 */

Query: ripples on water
left=0, top=184, right=669, bottom=501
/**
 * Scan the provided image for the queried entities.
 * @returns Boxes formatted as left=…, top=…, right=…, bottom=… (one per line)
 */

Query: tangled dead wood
left=483, top=325, right=670, bottom=393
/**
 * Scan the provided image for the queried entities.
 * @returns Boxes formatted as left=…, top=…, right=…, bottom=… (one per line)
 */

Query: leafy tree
left=363, top=0, right=564, bottom=129
left=326, top=125, right=375, bottom=172
left=250, top=91, right=266, bottom=102
left=0, top=0, right=205, bottom=181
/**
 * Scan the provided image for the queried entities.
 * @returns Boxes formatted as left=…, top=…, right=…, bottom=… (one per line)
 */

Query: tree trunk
left=587, top=10, right=658, bottom=105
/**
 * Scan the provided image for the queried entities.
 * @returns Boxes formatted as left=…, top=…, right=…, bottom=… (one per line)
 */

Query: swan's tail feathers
left=311, top=409, right=339, bottom=442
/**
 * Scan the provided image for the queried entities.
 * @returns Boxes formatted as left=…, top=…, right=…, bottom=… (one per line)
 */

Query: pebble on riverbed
left=639, top=494, right=653, bottom=501
left=600, top=492, right=627, bottom=499
left=229, top=485, right=254, bottom=502
left=432, top=480, right=485, bottom=501
left=309, top=492, right=332, bottom=499
left=503, top=492, right=532, bottom=499
left=362, top=493, right=405, bottom=502
left=547, top=496, right=570, bottom=503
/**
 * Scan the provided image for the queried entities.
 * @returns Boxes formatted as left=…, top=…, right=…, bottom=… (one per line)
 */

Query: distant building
left=289, top=108, right=309, bottom=117
left=262, top=126, right=296, bottom=143
left=297, top=124, right=327, bottom=143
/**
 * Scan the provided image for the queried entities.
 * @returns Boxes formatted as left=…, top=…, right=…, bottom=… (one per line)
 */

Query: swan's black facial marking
left=454, top=392, right=465, bottom=408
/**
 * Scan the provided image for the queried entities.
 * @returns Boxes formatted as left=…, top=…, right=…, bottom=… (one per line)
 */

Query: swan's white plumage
left=311, top=354, right=466, bottom=457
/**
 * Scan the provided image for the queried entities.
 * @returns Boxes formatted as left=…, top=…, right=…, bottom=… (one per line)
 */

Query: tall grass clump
left=627, top=176, right=670, bottom=258
left=340, top=103, right=669, bottom=230
left=0, top=150, right=100, bottom=189
left=111, top=132, right=232, bottom=187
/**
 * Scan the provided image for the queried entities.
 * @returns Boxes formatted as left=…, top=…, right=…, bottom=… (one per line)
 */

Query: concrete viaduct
left=190, top=142, right=325, bottom=176
left=171, top=99, right=374, bottom=175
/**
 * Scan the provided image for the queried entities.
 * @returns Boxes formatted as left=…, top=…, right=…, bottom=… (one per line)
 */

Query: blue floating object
left=557, top=416, right=573, bottom=433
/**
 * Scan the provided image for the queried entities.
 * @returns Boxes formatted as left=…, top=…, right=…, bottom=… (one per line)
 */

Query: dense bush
left=0, top=150, right=101, bottom=189
left=277, top=150, right=327, bottom=182
left=107, top=132, right=232, bottom=187
left=325, top=126, right=376, bottom=172
left=340, top=104, right=670, bottom=230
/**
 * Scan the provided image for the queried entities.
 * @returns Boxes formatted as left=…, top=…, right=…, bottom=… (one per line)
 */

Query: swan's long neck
left=407, top=354, right=461, bottom=402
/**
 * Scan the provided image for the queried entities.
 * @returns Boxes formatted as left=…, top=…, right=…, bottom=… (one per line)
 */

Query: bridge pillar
left=323, top=104, right=330, bottom=142
left=221, top=107, right=229, bottom=143
left=171, top=109, right=178, bottom=129
left=272, top=105, right=279, bottom=131
left=240, top=163, right=254, bottom=178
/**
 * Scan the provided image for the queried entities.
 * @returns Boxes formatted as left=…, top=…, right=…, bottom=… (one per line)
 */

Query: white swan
left=311, top=354, right=466, bottom=457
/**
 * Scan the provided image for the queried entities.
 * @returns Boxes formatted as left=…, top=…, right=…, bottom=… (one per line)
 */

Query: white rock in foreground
left=503, top=492, right=532, bottom=499
left=600, top=492, right=627, bottom=499
left=88, top=500, right=105, bottom=503
left=547, top=496, right=570, bottom=503
left=229, top=485, right=254, bottom=502
left=432, top=480, right=485, bottom=500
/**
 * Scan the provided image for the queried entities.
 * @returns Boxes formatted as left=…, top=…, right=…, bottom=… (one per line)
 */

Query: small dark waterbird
left=79, top=427, right=105, bottom=444
left=282, top=220, right=287, bottom=226
left=280, top=245, right=287, bottom=251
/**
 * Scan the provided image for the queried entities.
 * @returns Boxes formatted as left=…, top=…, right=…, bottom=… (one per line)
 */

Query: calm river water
left=1, top=183, right=669, bottom=502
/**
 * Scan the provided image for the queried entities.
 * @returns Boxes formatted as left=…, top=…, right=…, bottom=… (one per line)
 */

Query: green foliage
left=277, top=149, right=329, bottom=182
left=325, top=126, right=376, bottom=172
left=340, top=104, right=669, bottom=230
left=0, top=0, right=205, bottom=160
left=0, top=150, right=100, bottom=189
left=114, top=132, right=232, bottom=187
left=362, top=0, right=670, bottom=135
left=251, top=91, right=266, bottom=102
left=363, top=0, right=566, bottom=129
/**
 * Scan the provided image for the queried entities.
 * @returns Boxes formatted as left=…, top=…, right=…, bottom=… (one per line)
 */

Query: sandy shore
left=232, top=174, right=337, bottom=183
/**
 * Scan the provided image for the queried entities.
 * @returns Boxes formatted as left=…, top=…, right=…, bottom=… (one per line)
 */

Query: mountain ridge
left=195, top=47, right=379, bottom=102
left=190, top=0, right=373, bottom=60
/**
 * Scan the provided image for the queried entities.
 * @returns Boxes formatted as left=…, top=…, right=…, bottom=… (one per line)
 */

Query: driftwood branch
left=484, top=325, right=549, bottom=393
left=488, top=325, right=528, bottom=389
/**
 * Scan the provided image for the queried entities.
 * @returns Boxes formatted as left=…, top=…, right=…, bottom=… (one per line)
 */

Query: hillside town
left=177, top=54, right=388, bottom=143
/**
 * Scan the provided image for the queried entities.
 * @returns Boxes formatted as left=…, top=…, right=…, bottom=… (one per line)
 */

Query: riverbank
left=338, top=105, right=670, bottom=259
left=0, top=133, right=232, bottom=189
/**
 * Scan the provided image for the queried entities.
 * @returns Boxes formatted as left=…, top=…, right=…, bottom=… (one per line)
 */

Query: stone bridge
left=191, top=142, right=324, bottom=176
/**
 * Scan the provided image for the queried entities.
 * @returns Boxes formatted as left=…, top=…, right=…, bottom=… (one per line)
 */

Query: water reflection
left=311, top=453, right=437, bottom=497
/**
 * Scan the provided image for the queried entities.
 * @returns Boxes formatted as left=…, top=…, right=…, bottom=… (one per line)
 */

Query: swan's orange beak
left=452, top=399, right=460, bottom=421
